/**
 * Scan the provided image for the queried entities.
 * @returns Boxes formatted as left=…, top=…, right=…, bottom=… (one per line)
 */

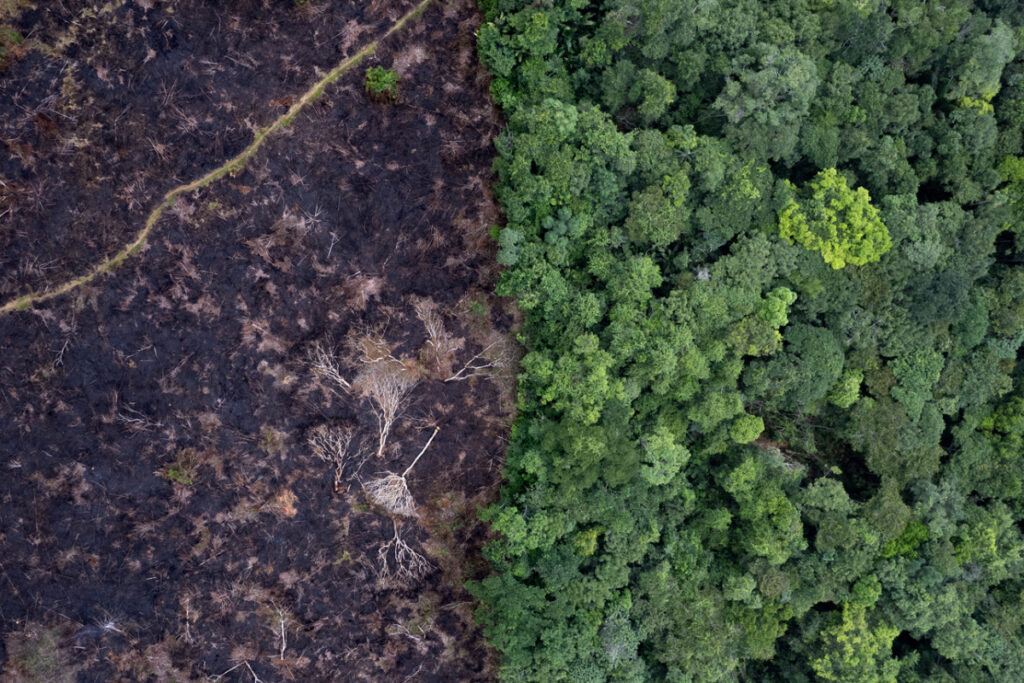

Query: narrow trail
left=0, top=0, right=432, bottom=318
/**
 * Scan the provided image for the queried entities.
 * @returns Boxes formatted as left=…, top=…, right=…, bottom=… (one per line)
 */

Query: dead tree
left=414, top=298, right=462, bottom=378
left=445, top=341, right=506, bottom=382
left=349, top=330, right=403, bottom=366
left=364, top=426, right=440, bottom=517
left=308, top=341, right=351, bottom=394
left=308, top=425, right=353, bottom=492
left=377, top=519, right=432, bottom=586
left=446, top=328, right=519, bottom=386
left=354, top=358, right=419, bottom=458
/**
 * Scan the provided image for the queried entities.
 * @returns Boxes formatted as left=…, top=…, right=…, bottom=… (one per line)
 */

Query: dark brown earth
left=0, top=0, right=512, bottom=680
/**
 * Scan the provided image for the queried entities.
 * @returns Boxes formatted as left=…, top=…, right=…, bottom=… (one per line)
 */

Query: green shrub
left=365, top=66, right=399, bottom=103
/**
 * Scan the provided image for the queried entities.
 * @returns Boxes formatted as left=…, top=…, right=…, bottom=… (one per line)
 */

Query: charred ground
left=0, top=0, right=423, bottom=299
left=0, top=0, right=510, bottom=680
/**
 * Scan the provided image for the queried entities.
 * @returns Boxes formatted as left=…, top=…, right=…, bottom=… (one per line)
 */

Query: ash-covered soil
left=0, top=0, right=512, bottom=680
left=0, top=0, right=422, bottom=299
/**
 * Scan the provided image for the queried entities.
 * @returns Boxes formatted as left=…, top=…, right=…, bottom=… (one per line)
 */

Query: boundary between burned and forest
left=0, top=0, right=433, bottom=318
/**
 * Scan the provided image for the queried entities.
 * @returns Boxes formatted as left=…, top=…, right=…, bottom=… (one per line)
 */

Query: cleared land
left=0, top=0, right=511, bottom=679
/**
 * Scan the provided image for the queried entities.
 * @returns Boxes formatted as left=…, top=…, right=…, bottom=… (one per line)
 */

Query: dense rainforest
left=469, top=0, right=1024, bottom=680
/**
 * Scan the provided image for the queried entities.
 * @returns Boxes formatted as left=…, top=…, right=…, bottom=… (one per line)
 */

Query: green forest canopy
left=471, top=0, right=1024, bottom=680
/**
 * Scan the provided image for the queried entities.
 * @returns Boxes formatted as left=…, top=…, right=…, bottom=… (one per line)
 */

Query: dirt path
left=0, top=0, right=432, bottom=317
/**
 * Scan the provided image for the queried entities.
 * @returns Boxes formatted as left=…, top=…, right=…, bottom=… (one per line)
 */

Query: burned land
left=0, top=0, right=512, bottom=680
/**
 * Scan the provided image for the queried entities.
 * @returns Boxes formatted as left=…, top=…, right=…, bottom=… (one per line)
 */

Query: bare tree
left=354, top=358, right=419, bottom=458
left=412, top=297, right=517, bottom=383
left=377, top=519, right=432, bottom=586
left=446, top=336, right=516, bottom=382
left=349, top=330, right=403, bottom=365
left=268, top=602, right=289, bottom=662
left=414, top=297, right=462, bottom=377
left=363, top=426, right=440, bottom=517
left=308, top=425, right=353, bottom=492
left=446, top=342, right=500, bottom=381
left=308, top=341, right=351, bottom=394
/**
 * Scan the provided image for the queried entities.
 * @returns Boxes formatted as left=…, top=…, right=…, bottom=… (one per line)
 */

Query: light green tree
left=811, top=603, right=900, bottom=683
left=779, top=168, right=892, bottom=269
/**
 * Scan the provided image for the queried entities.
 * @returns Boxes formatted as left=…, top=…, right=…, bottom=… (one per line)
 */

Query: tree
left=810, top=603, right=900, bottom=683
left=624, top=183, right=689, bottom=248
left=779, top=168, right=892, bottom=269
left=889, top=349, right=945, bottom=422
left=639, top=426, right=690, bottom=485
left=630, top=68, right=677, bottom=124
left=720, top=451, right=807, bottom=566
left=730, top=414, right=765, bottom=444
left=521, top=333, right=620, bottom=425
left=364, top=66, right=399, bottom=103
left=364, top=427, right=440, bottom=517
left=472, top=0, right=1024, bottom=678
left=944, top=20, right=1016, bottom=108
left=744, top=323, right=845, bottom=412
left=713, top=44, right=820, bottom=162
